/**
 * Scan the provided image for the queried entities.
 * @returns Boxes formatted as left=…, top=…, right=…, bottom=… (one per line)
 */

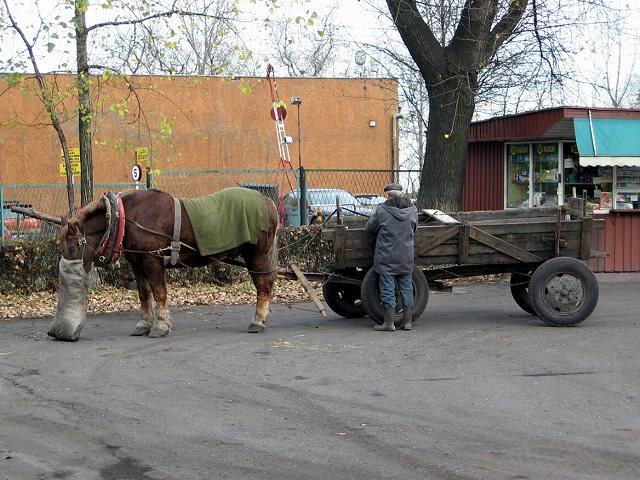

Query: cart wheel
left=322, top=280, right=366, bottom=318
left=527, top=257, right=599, bottom=326
left=510, top=271, right=536, bottom=315
left=360, top=266, right=429, bottom=325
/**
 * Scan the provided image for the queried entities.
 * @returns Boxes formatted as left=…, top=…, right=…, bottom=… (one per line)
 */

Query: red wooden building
left=464, top=107, right=640, bottom=272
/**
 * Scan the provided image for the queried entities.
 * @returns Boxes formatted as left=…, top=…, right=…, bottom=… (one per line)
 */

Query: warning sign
left=60, top=147, right=81, bottom=176
left=135, top=147, right=149, bottom=164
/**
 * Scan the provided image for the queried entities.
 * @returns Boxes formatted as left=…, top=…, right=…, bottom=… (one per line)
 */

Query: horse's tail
left=268, top=227, right=278, bottom=281
left=267, top=197, right=279, bottom=281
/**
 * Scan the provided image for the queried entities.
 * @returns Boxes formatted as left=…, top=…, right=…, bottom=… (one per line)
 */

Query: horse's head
left=59, top=199, right=108, bottom=271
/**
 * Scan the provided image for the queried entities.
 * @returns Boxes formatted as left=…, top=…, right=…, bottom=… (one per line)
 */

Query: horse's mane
left=58, top=198, right=106, bottom=243
left=76, top=198, right=106, bottom=224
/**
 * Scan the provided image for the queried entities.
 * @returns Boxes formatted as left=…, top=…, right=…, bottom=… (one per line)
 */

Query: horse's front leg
left=129, top=265, right=155, bottom=336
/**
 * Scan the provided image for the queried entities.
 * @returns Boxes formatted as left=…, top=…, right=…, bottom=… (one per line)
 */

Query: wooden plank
left=464, top=221, right=558, bottom=233
left=555, top=208, right=561, bottom=257
left=414, top=226, right=460, bottom=256
left=455, top=207, right=561, bottom=222
left=468, top=226, right=543, bottom=263
left=579, top=216, right=593, bottom=260
left=458, top=224, right=469, bottom=264
left=333, top=225, right=347, bottom=268
left=421, top=209, right=460, bottom=224
left=565, top=198, right=590, bottom=218
left=290, top=263, right=326, bottom=316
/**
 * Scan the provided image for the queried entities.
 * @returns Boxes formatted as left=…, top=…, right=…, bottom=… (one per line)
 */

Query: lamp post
left=290, top=96, right=302, bottom=169
left=290, top=96, right=304, bottom=225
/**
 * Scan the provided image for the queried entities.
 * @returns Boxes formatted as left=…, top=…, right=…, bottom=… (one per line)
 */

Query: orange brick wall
left=0, top=75, right=399, bottom=185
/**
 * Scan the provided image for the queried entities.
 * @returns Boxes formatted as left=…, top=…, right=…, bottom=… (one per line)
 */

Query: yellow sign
left=60, top=147, right=81, bottom=176
left=135, top=147, right=149, bottom=164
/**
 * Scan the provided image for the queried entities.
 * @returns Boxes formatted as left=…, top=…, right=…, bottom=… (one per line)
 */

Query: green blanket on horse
left=182, top=187, right=269, bottom=256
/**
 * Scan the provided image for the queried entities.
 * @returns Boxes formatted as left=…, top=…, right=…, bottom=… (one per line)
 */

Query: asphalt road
left=1, top=275, right=639, bottom=480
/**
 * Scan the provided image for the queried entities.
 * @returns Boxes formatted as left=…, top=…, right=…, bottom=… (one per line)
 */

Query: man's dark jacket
left=365, top=196, right=418, bottom=275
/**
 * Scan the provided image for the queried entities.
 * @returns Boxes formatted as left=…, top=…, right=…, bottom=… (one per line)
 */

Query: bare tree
left=384, top=0, right=529, bottom=211
left=266, top=7, right=340, bottom=77
left=1, top=0, right=76, bottom=214
left=2, top=0, right=236, bottom=207
left=99, top=0, right=242, bottom=76
left=573, top=2, right=640, bottom=108
left=352, top=0, right=611, bottom=211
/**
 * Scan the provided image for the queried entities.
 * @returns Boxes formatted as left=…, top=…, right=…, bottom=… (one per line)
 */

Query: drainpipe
left=392, top=113, right=404, bottom=183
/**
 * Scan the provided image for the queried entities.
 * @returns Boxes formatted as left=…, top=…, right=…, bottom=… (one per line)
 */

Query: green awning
left=574, top=118, right=640, bottom=167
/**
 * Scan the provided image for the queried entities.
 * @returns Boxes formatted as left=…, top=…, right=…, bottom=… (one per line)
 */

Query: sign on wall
left=135, top=147, right=149, bottom=164
left=59, top=147, right=81, bottom=176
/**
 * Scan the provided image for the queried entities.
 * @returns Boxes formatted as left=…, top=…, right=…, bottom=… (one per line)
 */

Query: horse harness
left=165, top=197, right=183, bottom=266
left=96, top=192, right=197, bottom=267
left=95, top=192, right=126, bottom=267
left=72, top=190, right=270, bottom=274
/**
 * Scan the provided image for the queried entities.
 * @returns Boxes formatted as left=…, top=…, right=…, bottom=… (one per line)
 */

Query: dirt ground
left=1, top=275, right=639, bottom=480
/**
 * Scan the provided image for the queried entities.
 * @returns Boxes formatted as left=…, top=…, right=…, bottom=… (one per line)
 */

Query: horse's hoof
left=148, top=326, right=170, bottom=338
left=130, top=326, right=151, bottom=336
left=247, top=322, right=265, bottom=333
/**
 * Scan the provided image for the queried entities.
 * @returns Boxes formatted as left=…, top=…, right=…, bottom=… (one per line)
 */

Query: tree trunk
left=75, top=2, right=93, bottom=207
left=386, top=0, right=529, bottom=213
left=417, top=77, right=475, bottom=212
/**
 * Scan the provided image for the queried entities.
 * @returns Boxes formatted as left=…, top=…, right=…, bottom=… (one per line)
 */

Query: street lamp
left=290, top=96, right=304, bottom=225
left=290, top=96, right=302, bottom=169
left=355, top=50, right=366, bottom=77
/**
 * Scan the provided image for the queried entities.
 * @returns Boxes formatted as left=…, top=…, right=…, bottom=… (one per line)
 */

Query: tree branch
left=86, top=10, right=226, bottom=33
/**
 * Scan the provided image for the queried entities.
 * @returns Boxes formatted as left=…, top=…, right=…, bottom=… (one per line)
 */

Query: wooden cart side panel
left=468, top=226, right=543, bottom=263
left=329, top=216, right=591, bottom=270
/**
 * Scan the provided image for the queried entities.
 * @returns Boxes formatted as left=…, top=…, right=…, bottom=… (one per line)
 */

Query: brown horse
left=58, top=188, right=279, bottom=337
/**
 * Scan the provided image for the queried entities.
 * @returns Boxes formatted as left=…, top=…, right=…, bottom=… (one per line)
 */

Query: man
left=365, top=183, right=418, bottom=331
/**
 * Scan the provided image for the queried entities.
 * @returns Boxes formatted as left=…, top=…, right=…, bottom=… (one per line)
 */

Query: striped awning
left=574, top=118, right=640, bottom=167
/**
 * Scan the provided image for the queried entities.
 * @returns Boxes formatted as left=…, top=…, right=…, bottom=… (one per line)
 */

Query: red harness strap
left=113, top=194, right=126, bottom=259
left=96, top=193, right=126, bottom=264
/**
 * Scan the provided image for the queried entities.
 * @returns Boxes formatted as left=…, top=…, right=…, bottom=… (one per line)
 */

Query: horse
left=58, top=187, right=279, bottom=337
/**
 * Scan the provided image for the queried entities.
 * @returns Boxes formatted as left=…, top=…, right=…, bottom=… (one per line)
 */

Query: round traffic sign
left=131, top=163, right=142, bottom=182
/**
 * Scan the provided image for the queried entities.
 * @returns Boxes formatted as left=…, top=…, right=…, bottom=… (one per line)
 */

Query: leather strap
left=164, top=197, right=182, bottom=266
left=95, top=192, right=125, bottom=266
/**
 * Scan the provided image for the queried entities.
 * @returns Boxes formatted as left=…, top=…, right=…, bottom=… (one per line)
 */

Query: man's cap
left=383, top=183, right=403, bottom=193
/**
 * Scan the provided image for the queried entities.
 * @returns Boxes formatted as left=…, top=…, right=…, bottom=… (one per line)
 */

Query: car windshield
left=306, top=190, right=359, bottom=205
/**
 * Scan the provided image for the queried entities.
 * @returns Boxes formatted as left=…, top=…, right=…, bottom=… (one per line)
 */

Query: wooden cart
left=316, top=198, right=605, bottom=327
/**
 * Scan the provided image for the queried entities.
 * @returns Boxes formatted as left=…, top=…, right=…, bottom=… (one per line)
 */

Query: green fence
left=0, top=182, right=139, bottom=240
left=152, top=168, right=420, bottom=199
left=1, top=168, right=421, bottom=239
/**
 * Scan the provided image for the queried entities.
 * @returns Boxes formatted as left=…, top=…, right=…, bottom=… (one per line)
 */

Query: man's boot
left=401, top=307, right=412, bottom=330
left=374, top=308, right=396, bottom=331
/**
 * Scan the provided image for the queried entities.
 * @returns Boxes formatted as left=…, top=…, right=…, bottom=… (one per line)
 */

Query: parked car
left=282, top=188, right=373, bottom=226
left=2, top=203, right=42, bottom=239
left=355, top=193, right=386, bottom=206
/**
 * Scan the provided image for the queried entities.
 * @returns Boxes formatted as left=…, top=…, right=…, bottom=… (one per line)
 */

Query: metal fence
left=1, top=168, right=421, bottom=239
left=152, top=168, right=420, bottom=198
left=0, top=182, right=139, bottom=241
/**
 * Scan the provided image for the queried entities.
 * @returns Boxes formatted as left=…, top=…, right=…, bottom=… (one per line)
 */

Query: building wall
left=0, top=75, right=399, bottom=186
left=589, top=212, right=640, bottom=272
left=462, top=141, right=505, bottom=211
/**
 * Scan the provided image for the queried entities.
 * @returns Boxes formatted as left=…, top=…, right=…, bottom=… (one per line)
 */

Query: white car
left=355, top=194, right=386, bottom=206
left=282, top=188, right=373, bottom=226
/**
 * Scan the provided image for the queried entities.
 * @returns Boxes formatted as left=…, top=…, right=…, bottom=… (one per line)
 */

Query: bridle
left=64, top=192, right=126, bottom=269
